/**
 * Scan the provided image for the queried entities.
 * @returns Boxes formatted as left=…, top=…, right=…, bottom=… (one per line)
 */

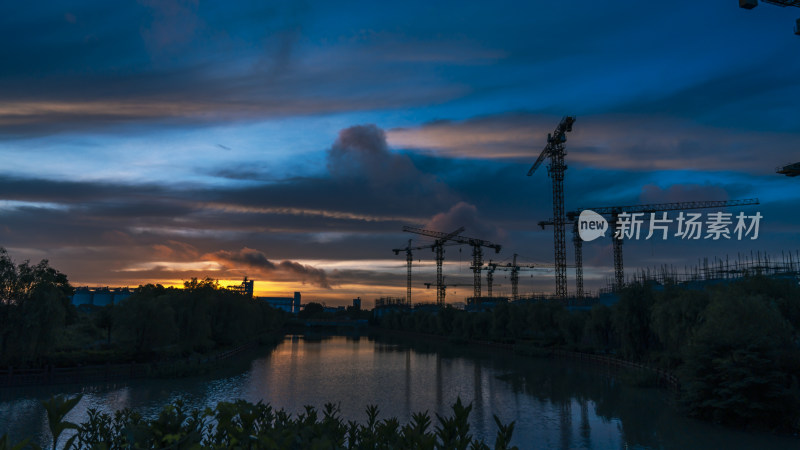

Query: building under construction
left=373, top=297, right=411, bottom=318
left=600, top=251, right=800, bottom=295
left=390, top=115, right=795, bottom=309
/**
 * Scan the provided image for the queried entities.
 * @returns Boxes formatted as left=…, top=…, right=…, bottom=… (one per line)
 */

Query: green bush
left=2, top=395, right=520, bottom=450
left=680, top=292, right=799, bottom=429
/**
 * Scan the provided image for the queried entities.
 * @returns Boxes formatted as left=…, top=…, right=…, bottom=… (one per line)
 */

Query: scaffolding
left=600, top=251, right=800, bottom=293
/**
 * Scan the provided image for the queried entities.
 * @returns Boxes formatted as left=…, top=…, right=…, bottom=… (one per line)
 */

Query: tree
left=183, top=277, right=220, bottom=292
left=490, top=302, right=511, bottom=341
left=650, top=287, right=708, bottom=367
left=114, top=295, right=177, bottom=354
left=681, top=292, right=799, bottom=429
left=611, top=283, right=656, bottom=360
left=298, top=302, right=324, bottom=319
left=557, top=309, right=586, bottom=346
left=0, top=250, right=74, bottom=365
left=583, top=304, right=612, bottom=351
left=507, top=304, right=527, bottom=339
left=94, top=306, right=115, bottom=346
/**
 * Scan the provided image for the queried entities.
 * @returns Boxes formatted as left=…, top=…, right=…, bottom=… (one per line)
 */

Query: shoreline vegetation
left=374, top=327, right=680, bottom=391
left=373, top=276, right=800, bottom=434
left=0, top=336, right=281, bottom=387
left=1, top=247, right=799, bottom=440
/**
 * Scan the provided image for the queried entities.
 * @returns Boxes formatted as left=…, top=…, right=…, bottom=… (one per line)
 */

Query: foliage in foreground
left=0, top=394, right=518, bottom=450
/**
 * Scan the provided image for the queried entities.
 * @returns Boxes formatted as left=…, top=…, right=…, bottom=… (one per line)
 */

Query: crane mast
left=392, top=240, right=414, bottom=304
left=527, top=116, right=576, bottom=299
left=572, top=221, right=584, bottom=298
left=403, top=226, right=501, bottom=304
left=402, top=226, right=465, bottom=305
left=573, top=198, right=760, bottom=291
left=423, top=279, right=471, bottom=304
left=540, top=198, right=760, bottom=293
left=484, top=254, right=537, bottom=300
left=392, top=239, right=461, bottom=304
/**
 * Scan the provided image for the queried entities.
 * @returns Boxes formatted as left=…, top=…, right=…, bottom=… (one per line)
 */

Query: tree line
left=0, top=248, right=287, bottom=368
left=377, top=276, right=800, bottom=432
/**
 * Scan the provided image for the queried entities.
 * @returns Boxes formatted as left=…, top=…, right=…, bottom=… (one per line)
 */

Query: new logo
left=578, top=210, right=608, bottom=242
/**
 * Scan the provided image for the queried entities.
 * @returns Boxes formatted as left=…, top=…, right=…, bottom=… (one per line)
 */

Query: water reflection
left=0, top=333, right=798, bottom=449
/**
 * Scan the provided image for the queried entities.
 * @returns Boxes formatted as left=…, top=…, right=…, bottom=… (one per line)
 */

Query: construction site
left=381, top=116, right=800, bottom=314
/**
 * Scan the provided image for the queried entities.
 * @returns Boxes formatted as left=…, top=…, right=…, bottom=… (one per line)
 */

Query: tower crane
left=392, top=239, right=460, bottom=304
left=483, top=254, right=538, bottom=300
left=527, top=116, right=576, bottom=299
left=403, top=226, right=501, bottom=304
left=532, top=219, right=590, bottom=298
left=539, top=198, right=760, bottom=293
left=423, top=280, right=473, bottom=304
left=401, top=226, right=465, bottom=305
left=423, top=279, right=500, bottom=304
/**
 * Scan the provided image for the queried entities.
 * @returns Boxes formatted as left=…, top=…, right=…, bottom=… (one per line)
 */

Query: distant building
left=412, top=302, right=440, bottom=314
left=373, top=296, right=410, bottom=318
left=72, top=287, right=132, bottom=307
left=465, top=296, right=508, bottom=312
left=352, top=297, right=361, bottom=310
left=228, top=277, right=254, bottom=297
left=258, top=292, right=301, bottom=314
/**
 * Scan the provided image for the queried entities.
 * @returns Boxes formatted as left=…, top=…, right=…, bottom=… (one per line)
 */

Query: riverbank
left=372, top=326, right=680, bottom=391
left=0, top=332, right=283, bottom=388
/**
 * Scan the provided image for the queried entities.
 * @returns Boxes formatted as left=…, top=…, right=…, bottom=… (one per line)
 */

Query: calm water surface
left=1, top=333, right=798, bottom=449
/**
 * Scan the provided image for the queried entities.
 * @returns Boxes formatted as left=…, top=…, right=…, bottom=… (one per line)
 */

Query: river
left=1, top=333, right=798, bottom=449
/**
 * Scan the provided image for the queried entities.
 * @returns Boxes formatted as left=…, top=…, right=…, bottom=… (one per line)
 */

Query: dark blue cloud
left=0, top=0, right=798, bottom=300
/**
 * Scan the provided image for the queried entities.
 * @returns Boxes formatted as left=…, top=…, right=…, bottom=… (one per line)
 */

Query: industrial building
left=72, top=287, right=132, bottom=307
left=258, top=292, right=301, bottom=314
left=226, top=277, right=300, bottom=314
left=228, top=277, right=255, bottom=297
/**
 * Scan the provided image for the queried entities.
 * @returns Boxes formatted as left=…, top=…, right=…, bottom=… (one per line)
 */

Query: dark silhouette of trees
left=93, top=306, right=114, bottom=346
left=611, top=283, right=656, bottom=360
left=298, top=302, right=324, bottom=319
left=680, top=290, right=799, bottom=429
left=377, top=276, right=800, bottom=432
left=0, top=248, right=287, bottom=367
left=112, top=278, right=287, bottom=356
left=0, top=248, right=74, bottom=365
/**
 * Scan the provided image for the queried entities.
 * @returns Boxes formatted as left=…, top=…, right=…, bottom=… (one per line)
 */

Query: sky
left=1, top=0, right=799, bottom=306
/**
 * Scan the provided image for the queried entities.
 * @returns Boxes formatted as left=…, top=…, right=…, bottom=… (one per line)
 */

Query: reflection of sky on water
left=1, top=335, right=798, bottom=449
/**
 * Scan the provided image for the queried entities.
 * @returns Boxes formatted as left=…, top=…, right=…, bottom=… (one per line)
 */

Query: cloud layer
left=0, top=1, right=798, bottom=303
